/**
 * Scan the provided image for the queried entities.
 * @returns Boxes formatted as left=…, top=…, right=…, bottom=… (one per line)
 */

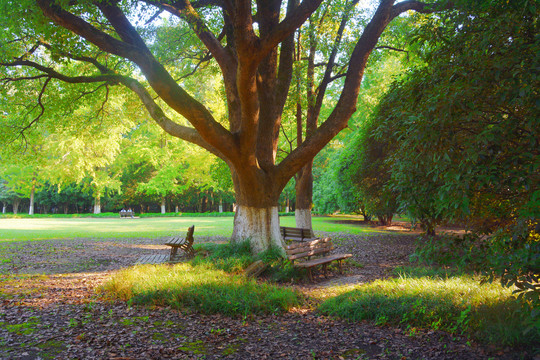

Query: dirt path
left=0, top=233, right=530, bottom=359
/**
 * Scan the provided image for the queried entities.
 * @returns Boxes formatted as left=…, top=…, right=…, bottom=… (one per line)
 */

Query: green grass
left=318, top=267, right=538, bottom=347
left=0, top=217, right=235, bottom=242
left=104, top=241, right=303, bottom=316
left=104, top=262, right=301, bottom=316
left=0, top=214, right=394, bottom=242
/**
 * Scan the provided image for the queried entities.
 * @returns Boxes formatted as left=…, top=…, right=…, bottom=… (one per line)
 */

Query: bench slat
left=287, top=247, right=333, bottom=260
left=286, top=242, right=332, bottom=256
left=294, top=253, right=352, bottom=268
left=284, top=235, right=352, bottom=281
left=136, top=254, right=168, bottom=264
left=280, top=226, right=316, bottom=242
left=286, top=237, right=329, bottom=250
left=164, top=237, right=187, bottom=246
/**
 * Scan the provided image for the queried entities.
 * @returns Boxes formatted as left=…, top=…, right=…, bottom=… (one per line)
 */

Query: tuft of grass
left=255, top=246, right=304, bottom=282
left=192, top=241, right=254, bottom=273
left=104, top=262, right=301, bottom=317
left=318, top=269, right=538, bottom=347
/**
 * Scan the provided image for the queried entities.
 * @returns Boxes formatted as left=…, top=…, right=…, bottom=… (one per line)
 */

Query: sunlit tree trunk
left=28, top=177, right=36, bottom=215
left=230, top=171, right=285, bottom=254
left=13, top=198, right=20, bottom=214
left=160, top=196, right=166, bottom=214
left=93, top=195, right=101, bottom=214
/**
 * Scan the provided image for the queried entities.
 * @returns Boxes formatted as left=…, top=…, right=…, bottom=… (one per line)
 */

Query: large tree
left=0, top=0, right=440, bottom=253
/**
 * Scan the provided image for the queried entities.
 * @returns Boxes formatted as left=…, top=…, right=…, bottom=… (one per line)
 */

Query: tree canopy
left=0, top=0, right=442, bottom=253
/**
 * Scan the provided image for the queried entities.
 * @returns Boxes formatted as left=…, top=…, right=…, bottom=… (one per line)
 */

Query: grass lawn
left=0, top=214, right=393, bottom=242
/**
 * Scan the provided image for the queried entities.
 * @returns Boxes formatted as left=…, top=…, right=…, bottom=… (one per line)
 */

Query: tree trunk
left=295, top=162, right=314, bottom=230
left=377, top=214, right=393, bottom=226
left=93, top=195, right=101, bottom=214
left=2, top=203, right=6, bottom=214
left=229, top=172, right=285, bottom=254
left=13, top=199, right=20, bottom=214
left=219, top=199, right=223, bottom=213
left=231, top=205, right=283, bottom=254
left=28, top=179, right=36, bottom=215
left=160, top=197, right=166, bottom=214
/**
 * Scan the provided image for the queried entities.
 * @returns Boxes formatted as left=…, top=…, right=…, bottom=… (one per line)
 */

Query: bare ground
left=0, top=232, right=534, bottom=359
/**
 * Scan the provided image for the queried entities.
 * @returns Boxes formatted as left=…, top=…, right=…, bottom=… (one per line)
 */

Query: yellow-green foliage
left=319, top=270, right=537, bottom=346
left=104, top=263, right=301, bottom=316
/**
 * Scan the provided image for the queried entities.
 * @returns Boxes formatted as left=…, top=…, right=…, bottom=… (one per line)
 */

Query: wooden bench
left=164, top=225, right=195, bottom=261
left=286, top=238, right=352, bottom=281
left=120, top=210, right=133, bottom=218
left=280, top=226, right=317, bottom=243
left=136, top=254, right=168, bottom=265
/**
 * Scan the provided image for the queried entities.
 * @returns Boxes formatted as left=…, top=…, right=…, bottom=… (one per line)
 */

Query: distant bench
left=280, top=226, right=317, bottom=243
left=120, top=210, right=133, bottom=218
left=286, top=237, right=351, bottom=282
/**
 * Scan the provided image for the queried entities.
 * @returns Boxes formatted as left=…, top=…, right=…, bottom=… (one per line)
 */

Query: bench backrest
left=280, top=226, right=315, bottom=242
left=286, top=238, right=332, bottom=261
left=186, top=225, right=195, bottom=244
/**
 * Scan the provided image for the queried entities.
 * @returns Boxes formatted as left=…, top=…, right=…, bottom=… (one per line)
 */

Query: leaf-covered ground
left=0, top=233, right=533, bottom=359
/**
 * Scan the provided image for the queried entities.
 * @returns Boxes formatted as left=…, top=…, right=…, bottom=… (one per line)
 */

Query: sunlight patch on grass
left=0, top=217, right=235, bottom=242
left=103, top=263, right=302, bottom=316
left=318, top=270, right=537, bottom=346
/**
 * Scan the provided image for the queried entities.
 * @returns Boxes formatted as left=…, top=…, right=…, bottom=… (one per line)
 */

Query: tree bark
left=93, top=195, right=101, bottom=214
left=13, top=199, right=20, bottom=214
left=161, top=196, right=166, bottom=214
left=232, top=205, right=283, bottom=254
left=295, top=163, right=313, bottom=230
left=28, top=177, right=36, bottom=215
left=378, top=214, right=393, bottom=226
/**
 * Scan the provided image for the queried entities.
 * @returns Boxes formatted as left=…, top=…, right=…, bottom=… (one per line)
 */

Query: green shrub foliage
left=370, top=0, right=539, bottom=299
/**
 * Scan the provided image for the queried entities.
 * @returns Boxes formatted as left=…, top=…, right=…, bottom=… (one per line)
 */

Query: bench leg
left=322, top=263, right=328, bottom=278
left=169, top=247, right=178, bottom=262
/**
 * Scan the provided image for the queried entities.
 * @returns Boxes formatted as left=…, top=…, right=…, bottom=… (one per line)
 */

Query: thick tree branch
left=277, top=0, right=396, bottom=184
left=142, top=0, right=232, bottom=69
left=121, top=77, right=225, bottom=159
left=35, top=0, right=142, bottom=60
left=309, top=0, right=360, bottom=137
left=325, top=72, right=347, bottom=84
left=36, top=0, right=237, bottom=160
left=1, top=59, right=223, bottom=158
left=257, top=0, right=323, bottom=62
left=278, top=0, right=454, bottom=186
left=391, top=0, right=452, bottom=19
